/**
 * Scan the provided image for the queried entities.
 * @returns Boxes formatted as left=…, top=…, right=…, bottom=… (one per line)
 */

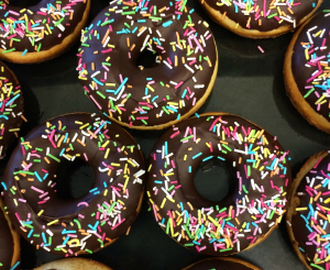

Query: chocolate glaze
left=290, top=151, right=330, bottom=270
left=0, top=206, right=14, bottom=269
left=291, top=11, right=330, bottom=122
left=77, top=0, right=217, bottom=128
left=0, top=61, right=23, bottom=158
left=0, top=0, right=89, bottom=53
left=147, top=113, right=291, bottom=256
left=204, top=0, right=319, bottom=32
left=184, top=258, right=256, bottom=270
left=2, top=113, right=146, bottom=255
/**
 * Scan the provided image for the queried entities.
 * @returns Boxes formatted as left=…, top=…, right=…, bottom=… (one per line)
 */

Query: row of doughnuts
left=0, top=111, right=328, bottom=269
left=0, top=0, right=328, bottom=270
left=0, top=0, right=329, bottom=132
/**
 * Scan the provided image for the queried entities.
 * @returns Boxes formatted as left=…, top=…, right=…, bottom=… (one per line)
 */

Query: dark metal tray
left=3, top=0, right=330, bottom=269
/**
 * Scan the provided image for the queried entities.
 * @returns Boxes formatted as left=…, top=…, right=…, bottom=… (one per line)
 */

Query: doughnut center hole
left=8, top=0, right=41, bottom=7
left=194, top=157, right=236, bottom=202
left=136, top=49, right=159, bottom=69
left=54, top=158, right=95, bottom=199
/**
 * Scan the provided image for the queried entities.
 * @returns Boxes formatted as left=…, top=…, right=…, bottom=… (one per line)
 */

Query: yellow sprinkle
left=104, top=148, right=110, bottom=159
left=160, top=198, right=166, bottom=209
left=295, top=207, right=308, bottom=211
left=67, top=239, right=80, bottom=247
left=111, top=162, right=121, bottom=167
left=47, top=219, right=59, bottom=226
left=166, top=195, right=175, bottom=203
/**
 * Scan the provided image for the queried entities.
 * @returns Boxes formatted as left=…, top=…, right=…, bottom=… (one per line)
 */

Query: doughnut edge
left=198, top=0, right=323, bottom=39
left=283, top=11, right=330, bottom=134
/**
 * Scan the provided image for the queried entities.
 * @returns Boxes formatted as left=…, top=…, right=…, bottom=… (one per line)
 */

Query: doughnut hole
left=54, top=158, right=94, bottom=199
left=194, top=157, right=236, bottom=203
left=136, top=49, right=159, bottom=69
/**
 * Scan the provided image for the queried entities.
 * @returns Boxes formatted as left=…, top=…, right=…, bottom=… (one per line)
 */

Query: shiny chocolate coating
left=77, top=0, right=217, bottom=129
left=0, top=0, right=89, bottom=53
left=0, top=62, right=24, bottom=158
left=147, top=113, right=291, bottom=256
left=290, top=150, right=330, bottom=270
left=203, top=0, right=319, bottom=31
left=0, top=206, right=15, bottom=269
left=2, top=113, right=145, bottom=255
left=291, top=11, right=330, bottom=123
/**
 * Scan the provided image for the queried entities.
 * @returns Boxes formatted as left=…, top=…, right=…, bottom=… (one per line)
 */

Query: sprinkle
left=76, top=0, right=216, bottom=128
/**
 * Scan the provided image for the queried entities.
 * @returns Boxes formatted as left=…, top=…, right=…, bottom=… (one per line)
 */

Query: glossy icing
left=77, top=0, right=217, bottom=129
left=147, top=113, right=291, bottom=256
left=290, top=150, right=330, bottom=270
left=1, top=113, right=145, bottom=256
left=203, top=0, right=320, bottom=31
left=0, top=206, right=15, bottom=269
left=291, top=11, right=330, bottom=123
left=0, top=61, right=23, bottom=158
left=0, top=0, right=89, bottom=55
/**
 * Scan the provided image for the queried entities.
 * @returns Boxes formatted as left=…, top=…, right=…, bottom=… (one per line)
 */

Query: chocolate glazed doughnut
left=0, top=199, right=20, bottom=270
left=1, top=113, right=146, bottom=256
left=0, top=0, right=91, bottom=63
left=77, top=0, right=218, bottom=130
left=0, top=61, right=24, bottom=159
left=286, top=149, right=330, bottom=270
left=199, top=0, right=322, bottom=38
left=284, top=10, right=330, bottom=134
left=147, top=112, right=291, bottom=256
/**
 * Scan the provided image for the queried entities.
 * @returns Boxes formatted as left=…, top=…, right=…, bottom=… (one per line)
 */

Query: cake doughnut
left=0, top=199, right=20, bottom=270
left=182, top=257, right=261, bottom=270
left=0, top=0, right=91, bottom=64
left=77, top=0, right=218, bottom=130
left=0, top=61, right=24, bottom=159
left=286, top=149, right=330, bottom=270
left=199, top=0, right=322, bottom=39
left=284, top=10, right=330, bottom=134
left=1, top=112, right=146, bottom=256
left=147, top=112, right=291, bottom=256
left=33, top=258, right=112, bottom=270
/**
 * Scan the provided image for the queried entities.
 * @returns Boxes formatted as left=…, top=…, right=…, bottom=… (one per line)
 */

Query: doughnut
left=198, top=0, right=322, bottom=39
left=1, top=112, right=146, bottom=256
left=0, top=0, right=91, bottom=64
left=0, top=199, right=20, bottom=270
left=182, top=257, right=261, bottom=270
left=77, top=0, right=218, bottom=130
left=284, top=10, right=330, bottom=134
left=147, top=112, right=291, bottom=256
left=33, top=258, right=112, bottom=270
left=0, top=61, right=24, bottom=159
left=286, top=149, right=330, bottom=270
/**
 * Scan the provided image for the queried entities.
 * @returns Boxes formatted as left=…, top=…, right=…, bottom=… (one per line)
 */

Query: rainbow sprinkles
left=77, top=0, right=217, bottom=129
left=147, top=113, right=291, bottom=256
left=0, top=0, right=89, bottom=62
left=0, top=62, right=24, bottom=159
left=201, top=0, right=320, bottom=30
left=1, top=113, right=145, bottom=256
left=287, top=150, right=330, bottom=270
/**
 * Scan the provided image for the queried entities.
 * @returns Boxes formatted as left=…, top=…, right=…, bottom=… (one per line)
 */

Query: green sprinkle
left=2, top=48, right=16, bottom=54
left=47, top=154, right=61, bottom=162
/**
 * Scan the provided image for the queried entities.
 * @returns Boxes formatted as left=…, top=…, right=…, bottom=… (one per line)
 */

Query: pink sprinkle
left=257, top=46, right=264, bottom=53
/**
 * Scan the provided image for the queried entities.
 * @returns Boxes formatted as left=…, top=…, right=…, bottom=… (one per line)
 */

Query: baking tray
left=3, top=0, right=330, bottom=269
